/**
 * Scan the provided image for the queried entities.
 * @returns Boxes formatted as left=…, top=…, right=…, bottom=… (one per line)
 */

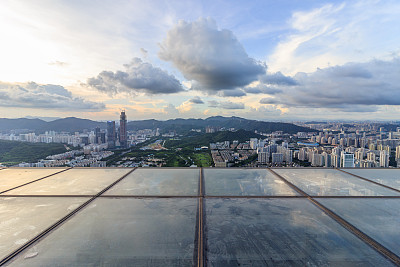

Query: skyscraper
left=107, top=121, right=116, bottom=148
left=95, top=127, right=101, bottom=144
left=380, top=150, right=390, bottom=168
left=119, top=110, right=127, bottom=148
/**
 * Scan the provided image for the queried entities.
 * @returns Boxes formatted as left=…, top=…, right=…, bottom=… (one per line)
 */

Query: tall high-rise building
left=95, top=127, right=101, bottom=144
left=396, top=145, right=400, bottom=160
left=380, top=150, right=390, bottom=168
left=332, top=153, right=341, bottom=168
left=119, top=110, right=128, bottom=148
left=250, top=138, right=258, bottom=149
left=107, top=121, right=116, bottom=148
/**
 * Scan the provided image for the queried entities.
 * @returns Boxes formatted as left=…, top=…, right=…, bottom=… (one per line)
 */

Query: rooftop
left=0, top=167, right=399, bottom=266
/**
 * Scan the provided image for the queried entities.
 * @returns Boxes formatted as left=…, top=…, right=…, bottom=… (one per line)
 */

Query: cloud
left=87, top=57, right=184, bottom=95
left=158, top=17, right=265, bottom=91
left=188, top=96, right=204, bottom=104
left=140, top=48, right=148, bottom=58
left=218, top=89, right=247, bottom=97
left=0, top=82, right=105, bottom=111
left=262, top=58, right=400, bottom=110
left=243, top=105, right=283, bottom=120
left=259, top=98, right=279, bottom=104
left=245, top=84, right=282, bottom=95
left=176, top=96, right=205, bottom=113
left=208, top=100, right=219, bottom=108
left=48, top=61, right=68, bottom=67
left=207, top=100, right=245, bottom=109
left=268, top=1, right=400, bottom=75
left=162, top=103, right=180, bottom=116
left=261, top=72, right=298, bottom=86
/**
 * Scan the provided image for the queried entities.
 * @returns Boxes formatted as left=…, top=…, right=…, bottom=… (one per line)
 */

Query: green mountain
left=128, top=116, right=313, bottom=134
left=0, top=140, right=67, bottom=166
left=0, top=116, right=313, bottom=134
left=0, top=118, right=47, bottom=131
left=164, top=129, right=264, bottom=149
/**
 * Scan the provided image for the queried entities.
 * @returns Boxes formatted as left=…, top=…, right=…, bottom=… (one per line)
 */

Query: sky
left=1, top=0, right=400, bottom=121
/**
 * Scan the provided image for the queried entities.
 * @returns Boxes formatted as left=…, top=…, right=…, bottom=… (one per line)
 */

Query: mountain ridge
left=0, top=116, right=314, bottom=134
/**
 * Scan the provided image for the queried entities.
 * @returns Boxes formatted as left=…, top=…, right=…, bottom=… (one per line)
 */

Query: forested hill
left=164, top=129, right=264, bottom=149
left=0, top=116, right=313, bottom=134
left=0, top=140, right=67, bottom=166
left=0, top=117, right=104, bottom=132
left=127, top=116, right=314, bottom=134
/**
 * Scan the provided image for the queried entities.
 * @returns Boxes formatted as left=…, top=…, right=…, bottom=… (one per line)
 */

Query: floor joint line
left=197, top=167, right=204, bottom=267
left=337, top=168, right=400, bottom=194
left=0, top=167, right=137, bottom=266
left=0, top=168, right=72, bottom=195
left=268, top=168, right=400, bottom=266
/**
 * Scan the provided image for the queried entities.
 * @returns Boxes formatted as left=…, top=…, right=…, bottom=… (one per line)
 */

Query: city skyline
left=1, top=0, right=400, bottom=121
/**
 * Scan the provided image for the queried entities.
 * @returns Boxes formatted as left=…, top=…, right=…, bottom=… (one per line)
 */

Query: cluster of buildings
left=211, top=149, right=256, bottom=167
left=209, top=124, right=400, bottom=168
left=296, top=140, right=398, bottom=168
left=210, top=137, right=294, bottom=167
left=255, top=141, right=293, bottom=166
left=205, top=126, right=236, bottom=133
left=102, top=110, right=128, bottom=148
left=17, top=146, right=114, bottom=167
left=0, top=111, right=130, bottom=149
left=294, top=126, right=400, bottom=168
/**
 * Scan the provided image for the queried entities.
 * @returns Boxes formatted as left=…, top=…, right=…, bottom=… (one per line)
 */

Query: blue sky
left=1, top=0, right=400, bottom=121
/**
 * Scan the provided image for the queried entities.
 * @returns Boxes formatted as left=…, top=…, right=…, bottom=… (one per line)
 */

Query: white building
left=341, top=152, right=355, bottom=168
left=380, top=150, right=390, bottom=168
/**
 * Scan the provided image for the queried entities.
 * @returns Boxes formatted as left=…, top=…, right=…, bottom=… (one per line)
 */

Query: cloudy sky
left=1, top=0, right=400, bottom=121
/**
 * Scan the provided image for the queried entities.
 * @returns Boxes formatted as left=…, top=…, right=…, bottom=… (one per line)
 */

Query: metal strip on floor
left=268, top=168, right=400, bottom=266
left=197, top=167, right=205, bottom=267
left=0, top=168, right=137, bottom=266
left=0, top=168, right=72, bottom=195
left=337, top=168, right=400, bottom=194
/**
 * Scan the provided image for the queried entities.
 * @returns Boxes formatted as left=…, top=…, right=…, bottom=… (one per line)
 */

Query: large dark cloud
left=0, top=82, right=104, bottom=110
left=208, top=100, right=245, bottom=109
left=260, top=59, right=400, bottom=111
left=159, top=18, right=265, bottom=91
left=87, top=58, right=184, bottom=95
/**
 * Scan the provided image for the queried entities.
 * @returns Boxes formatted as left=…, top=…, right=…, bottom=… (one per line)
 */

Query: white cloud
left=261, top=58, right=400, bottom=110
left=208, top=100, right=245, bottom=109
left=268, top=1, right=400, bottom=75
left=0, top=82, right=105, bottom=111
left=159, top=18, right=265, bottom=91
left=87, top=58, right=184, bottom=95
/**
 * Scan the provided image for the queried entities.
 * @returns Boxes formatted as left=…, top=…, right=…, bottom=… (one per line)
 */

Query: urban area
left=1, top=111, right=400, bottom=169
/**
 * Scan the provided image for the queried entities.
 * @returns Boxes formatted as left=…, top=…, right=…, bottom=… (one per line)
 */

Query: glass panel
left=9, top=198, right=197, bottom=266
left=273, top=168, right=400, bottom=196
left=343, top=169, right=400, bottom=191
left=2, top=169, right=131, bottom=195
left=0, top=168, right=66, bottom=193
left=205, top=198, right=394, bottom=266
left=318, top=198, right=400, bottom=257
left=0, top=197, right=89, bottom=260
left=104, top=168, right=199, bottom=196
left=204, top=169, right=298, bottom=196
